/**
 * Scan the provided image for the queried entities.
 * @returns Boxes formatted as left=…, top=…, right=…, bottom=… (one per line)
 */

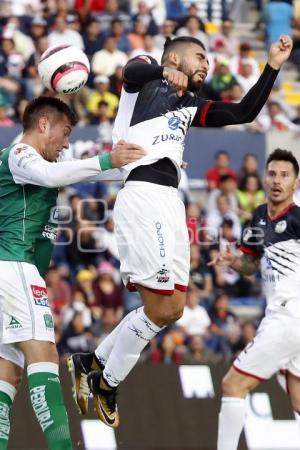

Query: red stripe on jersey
left=239, top=245, right=258, bottom=256
left=233, top=364, right=268, bottom=381
left=267, top=202, right=295, bottom=222
left=199, top=100, right=213, bottom=126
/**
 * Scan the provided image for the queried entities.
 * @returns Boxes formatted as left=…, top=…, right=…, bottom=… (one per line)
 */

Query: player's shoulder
left=126, top=54, right=158, bottom=66
left=288, top=203, right=300, bottom=219
left=8, top=143, right=40, bottom=168
left=252, top=203, right=267, bottom=222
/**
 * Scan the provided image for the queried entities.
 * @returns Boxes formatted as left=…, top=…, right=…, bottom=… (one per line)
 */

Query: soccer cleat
left=67, top=352, right=104, bottom=415
left=87, top=370, right=120, bottom=428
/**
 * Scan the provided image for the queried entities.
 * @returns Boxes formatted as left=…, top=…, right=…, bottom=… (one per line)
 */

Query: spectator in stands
left=29, top=16, right=47, bottom=43
left=230, top=41, right=260, bottom=79
left=176, top=288, right=211, bottom=337
left=207, top=174, right=238, bottom=214
left=263, top=0, right=293, bottom=47
left=231, top=321, right=257, bottom=358
left=65, top=220, right=99, bottom=271
left=3, top=16, right=35, bottom=61
left=210, top=19, right=240, bottom=58
left=207, top=195, right=241, bottom=241
left=186, top=202, right=208, bottom=246
left=149, top=332, right=183, bottom=364
left=238, top=153, right=261, bottom=187
left=87, top=75, right=119, bottom=119
left=132, top=1, right=159, bottom=36
left=128, top=19, right=147, bottom=50
left=93, top=261, right=123, bottom=324
left=75, top=269, right=97, bottom=308
left=176, top=16, right=209, bottom=51
left=236, top=174, right=265, bottom=224
left=82, top=18, right=105, bottom=61
left=130, top=33, right=162, bottom=61
left=45, top=266, right=72, bottom=314
left=91, top=35, right=128, bottom=77
left=109, top=18, right=132, bottom=53
left=165, top=0, right=187, bottom=22
left=255, top=100, right=299, bottom=131
left=209, top=58, right=238, bottom=100
left=207, top=291, right=241, bottom=357
left=154, top=19, right=176, bottom=51
left=206, top=150, right=237, bottom=191
left=48, top=15, right=84, bottom=49
left=91, top=100, right=114, bottom=148
left=13, top=97, right=29, bottom=123
left=235, top=59, right=259, bottom=94
left=0, top=94, right=14, bottom=126
left=0, top=36, right=25, bottom=83
left=96, top=0, right=132, bottom=33
left=189, top=244, right=213, bottom=299
left=75, top=0, right=106, bottom=21
left=58, top=309, right=94, bottom=356
left=182, top=334, right=222, bottom=364
left=109, top=65, right=124, bottom=97
left=23, top=35, right=49, bottom=99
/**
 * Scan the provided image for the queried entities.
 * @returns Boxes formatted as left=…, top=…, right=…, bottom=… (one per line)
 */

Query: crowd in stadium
left=0, top=0, right=299, bottom=363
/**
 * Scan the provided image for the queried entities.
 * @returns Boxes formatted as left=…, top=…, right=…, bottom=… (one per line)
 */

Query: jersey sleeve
left=122, top=55, right=164, bottom=92
left=8, top=144, right=103, bottom=188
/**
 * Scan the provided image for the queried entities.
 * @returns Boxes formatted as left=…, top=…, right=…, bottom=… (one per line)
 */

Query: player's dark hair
left=161, top=36, right=206, bottom=64
left=266, top=148, right=299, bottom=177
left=22, top=96, right=77, bottom=131
left=215, top=149, right=229, bottom=159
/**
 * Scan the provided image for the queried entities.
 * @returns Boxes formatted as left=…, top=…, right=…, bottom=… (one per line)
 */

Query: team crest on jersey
left=275, top=220, right=287, bottom=234
left=168, top=116, right=181, bottom=130
left=14, top=145, right=28, bottom=154
left=31, top=285, right=49, bottom=307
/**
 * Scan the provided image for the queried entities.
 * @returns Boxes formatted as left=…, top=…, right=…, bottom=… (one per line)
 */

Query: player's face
left=44, top=114, right=72, bottom=162
left=178, top=43, right=209, bottom=92
left=264, top=160, right=298, bottom=205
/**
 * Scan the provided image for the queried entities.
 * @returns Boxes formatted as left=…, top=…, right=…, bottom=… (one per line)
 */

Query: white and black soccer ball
left=38, top=44, right=90, bottom=94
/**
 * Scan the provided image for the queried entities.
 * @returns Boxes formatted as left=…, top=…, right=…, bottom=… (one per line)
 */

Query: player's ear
left=38, top=116, right=50, bottom=134
left=168, top=51, right=180, bottom=68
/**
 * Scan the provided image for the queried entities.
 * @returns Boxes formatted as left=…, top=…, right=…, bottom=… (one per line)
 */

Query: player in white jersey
left=209, top=149, right=300, bottom=450
left=69, top=35, right=293, bottom=428
left=0, top=96, right=144, bottom=449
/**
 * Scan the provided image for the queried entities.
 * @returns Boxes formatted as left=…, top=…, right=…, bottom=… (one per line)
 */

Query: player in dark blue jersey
left=209, top=149, right=300, bottom=450
left=69, top=35, right=293, bottom=428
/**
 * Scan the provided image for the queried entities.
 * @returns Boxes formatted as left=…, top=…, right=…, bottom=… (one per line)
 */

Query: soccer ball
left=38, top=44, right=90, bottom=94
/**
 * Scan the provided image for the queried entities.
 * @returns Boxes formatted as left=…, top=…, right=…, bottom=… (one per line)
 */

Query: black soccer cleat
left=67, top=352, right=104, bottom=415
left=87, top=370, right=120, bottom=428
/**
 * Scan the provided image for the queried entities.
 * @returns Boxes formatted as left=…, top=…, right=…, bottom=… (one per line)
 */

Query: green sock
left=0, top=380, right=16, bottom=450
left=28, top=363, right=72, bottom=450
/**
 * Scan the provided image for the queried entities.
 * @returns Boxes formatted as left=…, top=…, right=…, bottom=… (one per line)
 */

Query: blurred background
left=1, top=0, right=300, bottom=448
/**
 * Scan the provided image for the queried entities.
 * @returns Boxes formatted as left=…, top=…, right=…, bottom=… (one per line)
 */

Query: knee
left=146, top=304, right=184, bottom=327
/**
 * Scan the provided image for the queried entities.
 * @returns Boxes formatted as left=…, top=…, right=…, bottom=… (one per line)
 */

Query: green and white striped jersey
left=0, top=143, right=107, bottom=276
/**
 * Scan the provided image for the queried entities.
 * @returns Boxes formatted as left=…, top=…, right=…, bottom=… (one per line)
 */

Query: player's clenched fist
left=162, top=67, right=188, bottom=97
left=111, top=140, right=146, bottom=167
left=267, top=35, right=293, bottom=70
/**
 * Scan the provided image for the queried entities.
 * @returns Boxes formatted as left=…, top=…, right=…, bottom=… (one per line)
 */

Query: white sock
left=217, top=397, right=246, bottom=450
left=102, top=307, right=163, bottom=387
left=95, top=307, right=143, bottom=366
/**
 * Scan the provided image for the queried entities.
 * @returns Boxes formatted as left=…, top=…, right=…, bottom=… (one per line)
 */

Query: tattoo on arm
left=232, top=253, right=260, bottom=275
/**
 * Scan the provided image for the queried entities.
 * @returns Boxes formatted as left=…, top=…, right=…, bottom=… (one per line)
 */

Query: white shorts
left=0, top=261, right=55, bottom=368
left=234, top=311, right=300, bottom=380
left=114, top=181, right=190, bottom=294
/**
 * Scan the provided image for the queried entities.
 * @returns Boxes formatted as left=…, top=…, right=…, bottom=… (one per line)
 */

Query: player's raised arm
left=193, top=35, right=293, bottom=127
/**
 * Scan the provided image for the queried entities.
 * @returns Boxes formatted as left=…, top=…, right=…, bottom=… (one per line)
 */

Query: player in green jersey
left=0, top=96, right=144, bottom=450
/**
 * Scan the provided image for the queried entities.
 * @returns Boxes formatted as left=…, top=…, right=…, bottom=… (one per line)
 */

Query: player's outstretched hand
left=110, top=140, right=146, bottom=168
left=267, top=35, right=293, bottom=70
left=207, top=245, right=235, bottom=267
left=163, top=67, right=188, bottom=97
